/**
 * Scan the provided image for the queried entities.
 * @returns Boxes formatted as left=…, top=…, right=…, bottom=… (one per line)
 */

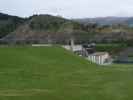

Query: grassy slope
left=0, top=47, right=133, bottom=100
left=96, top=43, right=128, bottom=56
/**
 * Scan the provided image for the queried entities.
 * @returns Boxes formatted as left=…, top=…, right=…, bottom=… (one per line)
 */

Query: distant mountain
left=74, top=17, right=133, bottom=25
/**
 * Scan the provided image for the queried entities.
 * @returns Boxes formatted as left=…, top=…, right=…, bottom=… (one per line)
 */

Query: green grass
left=96, top=43, right=127, bottom=55
left=0, top=46, right=133, bottom=100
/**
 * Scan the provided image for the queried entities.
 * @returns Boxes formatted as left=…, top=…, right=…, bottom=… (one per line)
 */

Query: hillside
left=0, top=46, right=133, bottom=99
left=0, top=13, right=26, bottom=38
left=74, top=17, right=133, bottom=43
left=75, top=17, right=133, bottom=25
left=0, top=13, right=133, bottom=44
left=2, top=14, right=89, bottom=44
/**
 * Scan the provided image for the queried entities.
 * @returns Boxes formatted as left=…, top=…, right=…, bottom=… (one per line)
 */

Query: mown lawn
left=96, top=43, right=127, bottom=55
left=0, top=46, right=133, bottom=100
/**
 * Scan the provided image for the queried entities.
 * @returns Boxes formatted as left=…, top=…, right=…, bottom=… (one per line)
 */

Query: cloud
left=0, top=0, right=133, bottom=18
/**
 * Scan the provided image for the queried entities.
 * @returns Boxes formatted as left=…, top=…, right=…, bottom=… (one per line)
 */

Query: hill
left=74, top=17, right=133, bottom=25
left=0, top=12, right=133, bottom=44
left=74, top=17, right=133, bottom=43
left=0, top=13, right=26, bottom=38
left=2, top=14, right=89, bottom=44
left=0, top=46, right=133, bottom=99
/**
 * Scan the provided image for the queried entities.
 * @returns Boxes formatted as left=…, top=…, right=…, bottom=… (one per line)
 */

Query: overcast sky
left=0, top=0, right=133, bottom=18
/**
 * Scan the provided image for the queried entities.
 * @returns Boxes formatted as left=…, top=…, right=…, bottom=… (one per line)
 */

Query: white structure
left=32, top=44, right=52, bottom=47
left=62, top=45, right=83, bottom=52
left=88, top=52, right=112, bottom=65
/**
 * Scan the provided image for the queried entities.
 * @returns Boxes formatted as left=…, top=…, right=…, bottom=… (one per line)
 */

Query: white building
left=88, top=52, right=112, bottom=65
left=32, top=44, right=52, bottom=47
left=62, top=45, right=83, bottom=52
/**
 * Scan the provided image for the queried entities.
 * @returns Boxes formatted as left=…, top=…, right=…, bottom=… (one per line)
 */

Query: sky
left=0, top=0, right=133, bottom=18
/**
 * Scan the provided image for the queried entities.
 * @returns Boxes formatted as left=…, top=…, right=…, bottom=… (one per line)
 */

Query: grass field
left=0, top=46, right=133, bottom=100
left=96, top=43, right=128, bottom=55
